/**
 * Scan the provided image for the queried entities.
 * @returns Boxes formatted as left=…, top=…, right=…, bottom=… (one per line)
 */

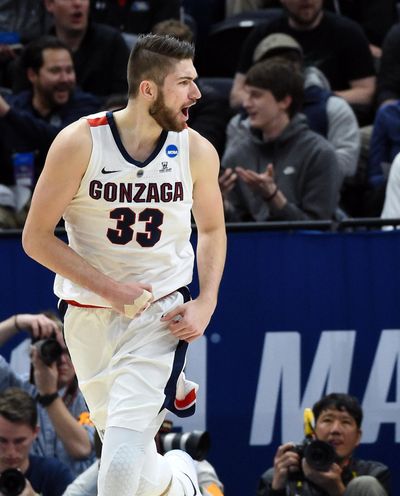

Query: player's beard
left=149, top=90, right=186, bottom=132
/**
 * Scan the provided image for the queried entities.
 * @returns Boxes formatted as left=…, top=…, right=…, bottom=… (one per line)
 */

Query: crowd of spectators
left=0, top=0, right=400, bottom=227
left=0, top=1, right=398, bottom=227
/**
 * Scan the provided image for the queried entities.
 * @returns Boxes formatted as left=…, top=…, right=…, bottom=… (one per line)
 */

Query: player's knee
left=101, top=444, right=145, bottom=493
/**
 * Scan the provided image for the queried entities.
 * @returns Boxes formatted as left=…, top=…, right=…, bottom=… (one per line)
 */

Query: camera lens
left=0, top=468, right=26, bottom=496
left=35, top=338, right=63, bottom=366
left=160, top=431, right=211, bottom=461
left=304, top=440, right=336, bottom=471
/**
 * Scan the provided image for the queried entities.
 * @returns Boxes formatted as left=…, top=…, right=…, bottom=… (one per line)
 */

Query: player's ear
left=139, top=80, right=158, bottom=101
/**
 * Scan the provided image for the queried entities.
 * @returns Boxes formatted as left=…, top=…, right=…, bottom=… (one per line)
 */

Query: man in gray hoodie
left=220, top=58, right=340, bottom=222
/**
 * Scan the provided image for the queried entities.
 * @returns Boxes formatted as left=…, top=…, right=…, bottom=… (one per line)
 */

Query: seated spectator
left=0, top=312, right=97, bottom=477
left=252, top=32, right=360, bottom=187
left=358, top=100, right=400, bottom=217
left=368, top=101, right=400, bottom=189
left=220, top=58, right=339, bottom=222
left=0, top=35, right=100, bottom=229
left=230, top=0, right=376, bottom=122
left=0, top=387, right=74, bottom=496
left=381, top=152, right=400, bottom=223
left=0, top=1, right=48, bottom=44
left=0, top=1, right=50, bottom=88
left=377, top=23, right=400, bottom=106
left=12, top=0, right=131, bottom=98
left=90, top=0, right=180, bottom=35
left=151, top=19, right=232, bottom=156
left=257, top=392, right=391, bottom=496
left=324, top=0, right=397, bottom=59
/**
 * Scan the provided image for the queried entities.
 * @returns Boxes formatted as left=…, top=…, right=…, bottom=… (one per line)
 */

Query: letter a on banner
left=250, top=331, right=356, bottom=445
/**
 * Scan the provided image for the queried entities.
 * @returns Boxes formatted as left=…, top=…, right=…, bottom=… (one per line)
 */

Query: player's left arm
left=161, top=130, right=226, bottom=342
left=190, top=130, right=227, bottom=311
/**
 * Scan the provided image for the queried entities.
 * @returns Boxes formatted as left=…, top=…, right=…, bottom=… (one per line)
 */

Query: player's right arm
left=22, top=120, right=151, bottom=313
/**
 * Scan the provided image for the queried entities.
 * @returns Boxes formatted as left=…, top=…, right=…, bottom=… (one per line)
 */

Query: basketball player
left=22, top=34, right=226, bottom=496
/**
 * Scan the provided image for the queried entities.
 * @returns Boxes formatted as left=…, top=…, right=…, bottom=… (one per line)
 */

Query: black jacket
left=258, top=458, right=391, bottom=496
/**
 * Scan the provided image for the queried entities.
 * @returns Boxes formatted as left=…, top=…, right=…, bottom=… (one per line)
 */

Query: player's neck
left=113, top=105, right=164, bottom=162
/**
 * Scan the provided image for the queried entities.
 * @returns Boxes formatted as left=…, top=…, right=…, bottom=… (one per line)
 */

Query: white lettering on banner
left=95, top=329, right=400, bottom=441
left=362, top=330, right=400, bottom=442
left=250, top=331, right=356, bottom=445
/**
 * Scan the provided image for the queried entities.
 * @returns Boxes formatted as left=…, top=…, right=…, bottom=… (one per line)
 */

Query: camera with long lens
left=0, top=468, right=26, bottom=496
left=32, top=336, right=63, bottom=366
left=288, top=407, right=338, bottom=481
left=157, top=420, right=211, bottom=461
left=291, top=438, right=337, bottom=472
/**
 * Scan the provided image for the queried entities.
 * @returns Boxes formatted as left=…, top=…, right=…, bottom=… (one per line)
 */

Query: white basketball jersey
left=54, top=111, right=194, bottom=305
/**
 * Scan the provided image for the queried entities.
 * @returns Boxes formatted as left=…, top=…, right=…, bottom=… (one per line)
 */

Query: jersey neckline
left=106, top=111, right=168, bottom=168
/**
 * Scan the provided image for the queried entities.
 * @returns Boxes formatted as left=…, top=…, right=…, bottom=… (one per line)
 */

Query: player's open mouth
left=181, top=107, right=189, bottom=119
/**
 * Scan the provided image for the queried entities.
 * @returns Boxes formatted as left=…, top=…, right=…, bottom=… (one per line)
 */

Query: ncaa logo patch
left=166, top=144, right=178, bottom=158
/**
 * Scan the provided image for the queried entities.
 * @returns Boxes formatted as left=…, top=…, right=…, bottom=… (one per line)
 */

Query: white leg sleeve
left=98, top=426, right=146, bottom=496
left=98, top=412, right=175, bottom=496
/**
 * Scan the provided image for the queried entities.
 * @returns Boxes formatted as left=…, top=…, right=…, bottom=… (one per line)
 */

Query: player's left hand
left=160, top=299, right=214, bottom=342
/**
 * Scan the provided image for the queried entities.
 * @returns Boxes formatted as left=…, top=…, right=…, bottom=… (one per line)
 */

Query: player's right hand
left=107, top=281, right=153, bottom=317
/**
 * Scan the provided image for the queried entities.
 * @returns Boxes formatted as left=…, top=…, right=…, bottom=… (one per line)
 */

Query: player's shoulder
left=187, top=128, right=220, bottom=181
left=188, top=127, right=218, bottom=159
left=54, top=117, right=92, bottom=148
left=47, top=118, right=93, bottom=174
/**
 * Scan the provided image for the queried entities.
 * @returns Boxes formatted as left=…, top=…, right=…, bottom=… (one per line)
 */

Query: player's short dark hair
left=127, top=34, right=195, bottom=97
left=0, top=388, right=38, bottom=430
left=20, top=35, right=72, bottom=73
left=245, top=58, right=304, bottom=118
left=313, top=393, right=363, bottom=428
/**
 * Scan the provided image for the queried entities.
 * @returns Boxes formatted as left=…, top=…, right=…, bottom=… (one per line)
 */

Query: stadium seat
left=199, top=8, right=283, bottom=77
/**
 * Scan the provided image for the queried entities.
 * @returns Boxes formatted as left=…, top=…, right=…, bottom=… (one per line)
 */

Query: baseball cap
left=253, top=33, right=303, bottom=63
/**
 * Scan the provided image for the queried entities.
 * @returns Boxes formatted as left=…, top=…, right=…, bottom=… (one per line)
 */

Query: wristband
left=36, top=392, right=59, bottom=407
left=265, top=186, right=279, bottom=202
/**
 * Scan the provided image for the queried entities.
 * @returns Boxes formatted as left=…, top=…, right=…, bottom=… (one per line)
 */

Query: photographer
left=0, top=387, right=73, bottom=496
left=257, top=393, right=391, bottom=496
left=0, top=312, right=96, bottom=477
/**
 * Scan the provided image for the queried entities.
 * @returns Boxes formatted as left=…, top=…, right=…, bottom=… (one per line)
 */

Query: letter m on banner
left=250, top=331, right=356, bottom=445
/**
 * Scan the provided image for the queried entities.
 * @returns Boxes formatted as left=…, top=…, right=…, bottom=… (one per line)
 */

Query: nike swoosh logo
left=101, top=167, right=121, bottom=174
left=183, top=472, right=197, bottom=496
left=283, top=166, right=295, bottom=175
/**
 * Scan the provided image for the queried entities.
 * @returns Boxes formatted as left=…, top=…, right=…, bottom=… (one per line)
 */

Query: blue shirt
left=0, top=355, right=96, bottom=477
left=368, top=101, right=400, bottom=187
left=25, top=454, right=74, bottom=496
